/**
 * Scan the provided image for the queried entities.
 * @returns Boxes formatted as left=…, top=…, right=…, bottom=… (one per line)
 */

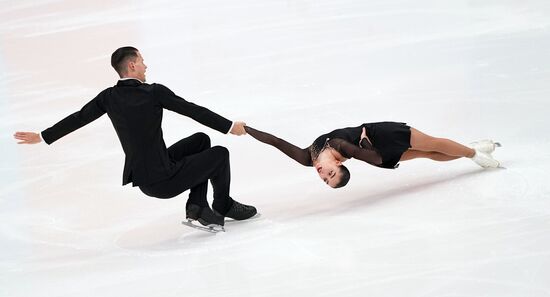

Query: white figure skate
left=471, top=150, right=500, bottom=168
left=470, top=140, right=501, bottom=154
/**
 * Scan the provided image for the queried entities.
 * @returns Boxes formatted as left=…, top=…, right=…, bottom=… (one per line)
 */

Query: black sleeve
left=244, top=126, right=313, bottom=167
left=360, top=138, right=375, bottom=151
left=154, top=84, right=232, bottom=134
left=329, top=138, right=382, bottom=166
left=41, top=91, right=107, bottom=145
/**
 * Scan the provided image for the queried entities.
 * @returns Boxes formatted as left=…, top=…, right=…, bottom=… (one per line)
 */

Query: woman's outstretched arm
left=244, top=126, right=313, bottom=166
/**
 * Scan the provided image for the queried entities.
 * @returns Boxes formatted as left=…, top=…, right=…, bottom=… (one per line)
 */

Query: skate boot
left=471, top=150, right=500, bottom=168
left=470, top=139, right=501, bottom=154
left=185, top=204, right=225, bottom=232
left=215, top=200, right=257, bottom=221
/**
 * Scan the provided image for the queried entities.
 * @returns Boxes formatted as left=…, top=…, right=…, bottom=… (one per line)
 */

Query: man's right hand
left=14, top=132, right=42, bottom=144
left=230, top=121, right=247, bottom=136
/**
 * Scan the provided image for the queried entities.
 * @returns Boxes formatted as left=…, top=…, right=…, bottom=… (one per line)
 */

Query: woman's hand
left=359, top=127, right=372, bottom=148
left=361, top=127, right=367, bottom=140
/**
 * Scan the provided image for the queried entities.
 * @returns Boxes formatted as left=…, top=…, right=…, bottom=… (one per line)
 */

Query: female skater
left=244, top=122, right=500, bottom=188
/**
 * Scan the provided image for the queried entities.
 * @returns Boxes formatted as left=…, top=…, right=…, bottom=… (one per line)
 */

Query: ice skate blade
left=483, top=163, right=505, bottom=169
left=225, top=213, right=262, bottom=223
left=483, top=165, right=506, bottom=169
left=182, top=220, right=225, bottom=233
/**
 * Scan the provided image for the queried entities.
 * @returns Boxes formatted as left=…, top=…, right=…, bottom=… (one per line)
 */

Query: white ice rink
left=2, top=0, right=550, bottom=296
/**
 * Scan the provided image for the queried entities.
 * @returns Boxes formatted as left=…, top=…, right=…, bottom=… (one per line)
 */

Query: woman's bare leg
left=409, top=128, right=475, bottom=158
left=400, top=149, right=462, bottom=162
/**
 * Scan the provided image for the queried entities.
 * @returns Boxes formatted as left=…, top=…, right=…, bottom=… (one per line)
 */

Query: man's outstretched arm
left=154, top=84, right=247, bottom=136
left=14, top=92, right=107, bottom=145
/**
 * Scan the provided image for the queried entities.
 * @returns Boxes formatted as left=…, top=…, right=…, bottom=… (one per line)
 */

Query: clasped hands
left=229, top=121, right=247, bottom=136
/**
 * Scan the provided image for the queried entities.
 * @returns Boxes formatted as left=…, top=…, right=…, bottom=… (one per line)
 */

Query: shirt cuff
left=226, top=121, right=235, bottom=134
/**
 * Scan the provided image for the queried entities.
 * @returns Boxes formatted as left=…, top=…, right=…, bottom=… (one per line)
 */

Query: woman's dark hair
left=334, top=165, right=350, bottom=188
left=111, top=46, right=139, bottom=77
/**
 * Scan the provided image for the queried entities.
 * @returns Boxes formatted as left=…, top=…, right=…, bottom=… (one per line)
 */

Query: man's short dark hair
left=334, top=165, right=351, bottom=188
left=111, top=46, right=139, bottom=77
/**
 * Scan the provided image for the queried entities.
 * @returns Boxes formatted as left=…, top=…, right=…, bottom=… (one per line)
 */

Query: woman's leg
left=400, top=149, right=462, bottom=162
left=409, top=128, right=475, bottom=158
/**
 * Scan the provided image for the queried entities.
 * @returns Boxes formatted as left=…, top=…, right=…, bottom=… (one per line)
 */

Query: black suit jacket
left=41, top=79, right=233, bottom=186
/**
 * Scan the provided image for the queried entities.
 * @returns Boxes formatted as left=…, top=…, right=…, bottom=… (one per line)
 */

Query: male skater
left=14, top=46, right=256, bottom=230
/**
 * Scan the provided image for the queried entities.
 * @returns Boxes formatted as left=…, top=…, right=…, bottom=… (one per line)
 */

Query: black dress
left=244, top=121, right=411, bottom=169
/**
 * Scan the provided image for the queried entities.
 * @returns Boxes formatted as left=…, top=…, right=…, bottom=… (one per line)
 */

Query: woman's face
left=314, top=159, right=342, bottom=188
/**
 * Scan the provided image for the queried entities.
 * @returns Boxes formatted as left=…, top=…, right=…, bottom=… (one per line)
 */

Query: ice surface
left=2, top=0, right=550, bottom=296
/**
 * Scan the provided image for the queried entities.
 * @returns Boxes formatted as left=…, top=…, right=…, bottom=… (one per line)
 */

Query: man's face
left=129, top=51, right=147, bottom=82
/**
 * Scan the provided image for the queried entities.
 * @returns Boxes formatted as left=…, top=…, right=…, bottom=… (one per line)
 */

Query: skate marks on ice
left=114, top=212, right=276, bottom=251
left=273, top=168, right=498, bottom=222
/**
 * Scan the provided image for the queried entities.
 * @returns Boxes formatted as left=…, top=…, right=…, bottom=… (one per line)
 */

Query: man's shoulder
left=149, top=82, right=169, bottom=90
left=148, top=83, right=176, bottom=95
left=104, top=81, right=175, bottom=98
left=97, top=82, right=155, bottom=97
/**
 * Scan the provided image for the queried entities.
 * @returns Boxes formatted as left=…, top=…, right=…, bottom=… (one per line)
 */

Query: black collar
left=116, top=79, right=143, bottom=87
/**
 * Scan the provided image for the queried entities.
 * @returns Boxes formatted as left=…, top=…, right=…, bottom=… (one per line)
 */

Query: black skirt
left=363, top=122, right=411, bottom=169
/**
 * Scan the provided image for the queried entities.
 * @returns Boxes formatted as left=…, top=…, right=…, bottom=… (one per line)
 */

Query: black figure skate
left=182, top=204, right=225, bottom=233
left=215, top=200, right=259, bottom=222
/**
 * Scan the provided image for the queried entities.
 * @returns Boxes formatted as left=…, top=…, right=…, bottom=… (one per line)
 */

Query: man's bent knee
left=211, top=145, right=229, bottom=158
left=193, top=132, right=211, bottom=148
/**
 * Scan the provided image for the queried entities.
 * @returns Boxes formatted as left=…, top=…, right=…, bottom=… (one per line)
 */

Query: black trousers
left=139, top=132, right=234, bottom=214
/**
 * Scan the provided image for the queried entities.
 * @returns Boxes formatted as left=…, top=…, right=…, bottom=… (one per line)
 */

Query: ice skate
left=224, top=212, right=263, bottom=223
left=182, top=204, right=225, bottom=233
left=470, top=139, right=501, bottom=154
left=471, top=150, right=500, bottom=168
left=215, top=200, right=258, bottom=221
